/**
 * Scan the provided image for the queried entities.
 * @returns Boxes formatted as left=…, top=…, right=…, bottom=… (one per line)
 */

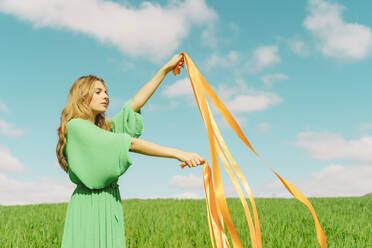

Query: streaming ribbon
left=174, top=52, right=326, bottom=248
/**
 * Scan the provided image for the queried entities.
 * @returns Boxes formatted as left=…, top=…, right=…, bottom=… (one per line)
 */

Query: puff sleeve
left=109, top=98, right=144, bottom=137
left=65, top=118, right=133, bottom=189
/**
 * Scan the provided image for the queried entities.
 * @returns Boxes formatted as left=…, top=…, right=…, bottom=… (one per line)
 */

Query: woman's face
left=89, top=80, right=109, bottom=115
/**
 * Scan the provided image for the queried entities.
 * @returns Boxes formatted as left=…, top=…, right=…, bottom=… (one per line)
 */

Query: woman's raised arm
left=131, top=54, right=184, bottom=112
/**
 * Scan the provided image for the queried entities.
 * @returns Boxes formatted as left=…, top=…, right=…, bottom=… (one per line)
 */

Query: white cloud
left=0, top=145, right=25, bottom=173
left=226, top=91, right=282, bottom=113
left=171, top=191, right=203, bottom=199
left=0, top=149, right=75, bottom=206
left=211, top=81, right=283, bottom=114
left=203, top=83, right=282, bottom=130
left=214, top=83, right=239, bottom=101
left=203, top=50, right=240, bottom=71
left=0, top=173, right=75, bottom=206
left=295, top=131, right=372, bottom=162
left=161, top=78, right=283, bottom=117
left=167, top=173, right=240, bottom=199
left=127, top=191, right=203, bottom=199
left=161, top=77, right=194, bottom=97
left=0, top=0, right=217, bottom=62
left=288, top=39, right=310, bottom=56
left=263, top=164, right=372, bottom=197
left=261, top=73, right=289, bottom=88
left=0, top=119, right=27, bottom=137
left=169, top=173, right=204, bottom=190
left=304, top=0, right=372, bottom=60
left=360, top=123, right=372, bottom=131
left=204, top=47, right=279, bottom=75
left=200, top=24, right=218, bottom=49
left=135, top=128, right=372, bottom=199
left=246, top=45, right=280, bottom=72
left=216, top=114, right=247, bottom=129
left=0, top=100, right=9, bottom=113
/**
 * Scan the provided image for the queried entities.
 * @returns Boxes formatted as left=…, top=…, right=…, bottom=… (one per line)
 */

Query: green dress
left=61, top=98, right=144, bottom=248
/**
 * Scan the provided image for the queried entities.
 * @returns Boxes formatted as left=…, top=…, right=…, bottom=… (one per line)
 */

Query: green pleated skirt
left=61, top=182, right=126, bottom=248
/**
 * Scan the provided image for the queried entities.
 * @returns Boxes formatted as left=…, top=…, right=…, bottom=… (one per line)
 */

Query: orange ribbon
left=174, top=52, right=326, bottom=248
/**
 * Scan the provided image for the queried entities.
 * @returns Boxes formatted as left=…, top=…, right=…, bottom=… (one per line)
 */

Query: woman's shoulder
left=67, top=117, right=83, bottom=125
left=66, top=118, right=111, bottom=134
left=66, top=118, right=91, bottom=130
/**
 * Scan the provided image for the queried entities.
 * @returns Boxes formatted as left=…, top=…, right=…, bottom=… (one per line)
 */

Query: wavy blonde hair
left=56, top=74, right=112, bottom=173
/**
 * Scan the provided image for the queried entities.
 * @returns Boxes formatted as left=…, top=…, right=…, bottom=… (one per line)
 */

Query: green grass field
left=0, top=196, right=371, bottom=247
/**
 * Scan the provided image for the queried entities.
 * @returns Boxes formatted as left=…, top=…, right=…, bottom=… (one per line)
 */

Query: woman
left=56, top=54, right=206, bottom=248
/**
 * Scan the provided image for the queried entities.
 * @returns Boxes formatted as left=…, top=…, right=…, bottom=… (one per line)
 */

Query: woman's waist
left=76, top=181, right=119, bottom=192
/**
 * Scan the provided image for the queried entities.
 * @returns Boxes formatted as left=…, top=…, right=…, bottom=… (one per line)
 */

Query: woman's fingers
left=194, top=159, right=199, bottom=166
left=186, top=160, right=196, bottom=167
left=192, top=158, right=203, bottom=167
left=184, top=160, right=205, bottom=168
left=191, top=160, right=197, bottom=167
left=181, top=153, right=206, bottom=168
left=177, top=54, right=184, bottom=65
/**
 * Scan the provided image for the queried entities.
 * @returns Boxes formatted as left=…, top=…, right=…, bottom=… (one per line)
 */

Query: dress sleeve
left=109, top=98, right=144, bottom=138
left=65, top=118, right=133, bottom=189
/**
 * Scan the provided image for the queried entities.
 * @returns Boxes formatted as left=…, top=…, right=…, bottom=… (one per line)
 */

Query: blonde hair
left=56, top=74, right=112, bottom=173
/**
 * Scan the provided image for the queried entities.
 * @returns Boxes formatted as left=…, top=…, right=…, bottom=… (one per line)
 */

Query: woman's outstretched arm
left=129, top=137, right=205, bottom=168
left=131, top=54, right=184, bottom=112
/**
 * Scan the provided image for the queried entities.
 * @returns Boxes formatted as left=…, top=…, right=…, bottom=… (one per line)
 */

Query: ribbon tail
left=206, top=100, right=262, bottom=248
left=204, top=164, right=230, bottom=248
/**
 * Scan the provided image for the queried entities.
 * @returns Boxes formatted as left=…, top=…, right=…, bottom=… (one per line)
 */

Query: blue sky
left=1, top=0, right=372, bottom=205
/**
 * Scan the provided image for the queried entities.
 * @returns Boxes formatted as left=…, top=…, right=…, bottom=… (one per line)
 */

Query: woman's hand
left=163, top=53, right=184, bottom=74
left=175, top=151, right=206, bottom=168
